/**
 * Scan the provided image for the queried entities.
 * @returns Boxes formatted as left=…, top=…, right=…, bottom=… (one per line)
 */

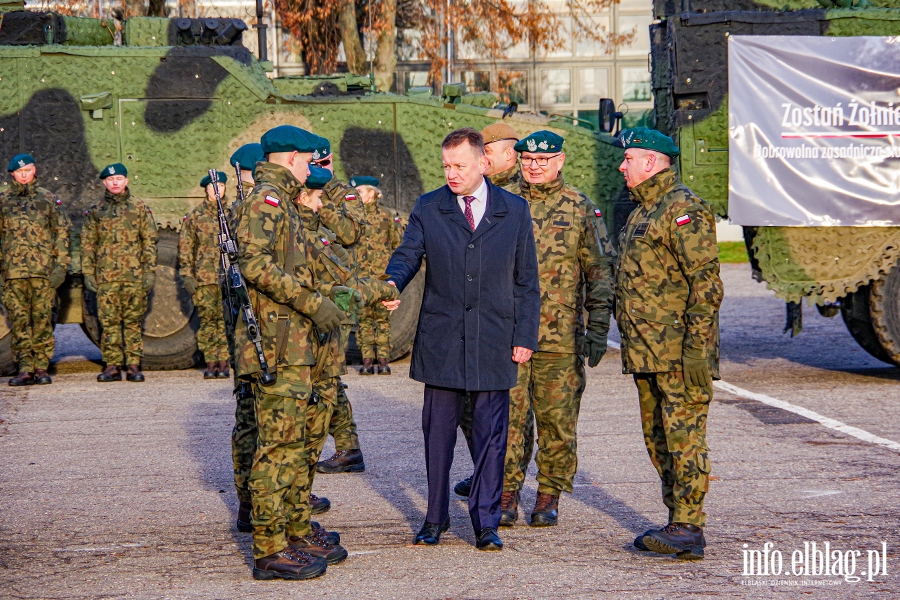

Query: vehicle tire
left=345, top=268, right=424, bottom=365
left=840, top=284, right=898, bottom=366
left=81, top=227, right=202, bottom=370
left=869, top=262, right=900, bottom=366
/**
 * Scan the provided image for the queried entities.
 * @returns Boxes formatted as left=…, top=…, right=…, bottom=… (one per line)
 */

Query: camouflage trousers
left=329, top=380, right=360, bottom=451
left=290, top=377, right=339, bottom=525
left=1, top=277, right=55, bottom=372
left=193, top=284, right=229, bottom=363
left=96, top=281, right=146, bottom=366
left=232, top=381, right=256, bottom=505
left=357, top=303, right=390, bottom=360
left=634, top=372, right=711, bottom=527
left=249, top=366, right=313, bottom=559
left=505, top=351, right=585, bottom=495
left=460, top=392, right=533, bottom=481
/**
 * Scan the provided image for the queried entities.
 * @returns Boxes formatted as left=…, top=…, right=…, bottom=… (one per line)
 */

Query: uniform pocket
left=255, top=393, right=306, bottom=444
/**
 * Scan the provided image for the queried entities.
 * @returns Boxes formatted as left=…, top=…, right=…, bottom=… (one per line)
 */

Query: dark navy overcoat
left=385, top=179, right=540, bottom=391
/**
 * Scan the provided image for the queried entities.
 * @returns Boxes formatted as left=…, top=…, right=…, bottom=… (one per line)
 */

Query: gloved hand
left=182, top=275, right=197, bottom=296
left=583, top=328, right=608, bottom=368
left=310, top=296, right=344, bottom=333
left=682, top=350, right=711, bottom=388
left=329, top=285, right=363, bottom=319
left=49, top=265, right=67, bottom=289
left=83, top=275, right=98, bottom=293
left=143, top=271, right=156, bottom=292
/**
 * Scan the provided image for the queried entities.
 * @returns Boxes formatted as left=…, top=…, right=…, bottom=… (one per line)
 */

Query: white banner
left=728, top=35, right=900, bottom=226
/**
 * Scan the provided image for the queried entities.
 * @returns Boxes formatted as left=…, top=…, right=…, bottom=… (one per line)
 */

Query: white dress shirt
left=456, top=177, right=488, bottom=229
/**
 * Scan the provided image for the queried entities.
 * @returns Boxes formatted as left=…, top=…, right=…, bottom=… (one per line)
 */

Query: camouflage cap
left=230, top=143, right=264, bottom=170
left=514, top=130, right=564, bottom=154
left=8, top=153, right=35, bottom=172
left=305, top=165, right=333, bottom=190
left=350, top=175, right=379, bottom=187
left=99, top=163, right=128, bottom=179
left=481, top=123, right=520, bottom=145
left=200, top=171, right=228, bottom=188
left=260, top=125, right=319, bottom=154
left=617, top=127, right=680, bottom=158
left=312, top=136, right=332, bottom=161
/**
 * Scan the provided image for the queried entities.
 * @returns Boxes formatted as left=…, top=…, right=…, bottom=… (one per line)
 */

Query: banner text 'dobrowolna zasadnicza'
left=729, top=35, right=900, bottom=227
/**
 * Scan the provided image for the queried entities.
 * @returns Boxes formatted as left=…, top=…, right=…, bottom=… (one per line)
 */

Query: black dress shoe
left=310, top=493, right=331, bottom=515
left=643, top=523, right=706, bottom=560
left=475, top=527, right=503, bottom=551
left=237, top=500, right=252, bottom=533
left=252, top=549, right=327, bottom=580
left=453, top=475, right=472, bottom=498
left=414, top=520, right=449, bottom=545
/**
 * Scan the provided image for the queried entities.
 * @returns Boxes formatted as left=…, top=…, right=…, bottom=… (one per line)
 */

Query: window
left=280, top=29, right=302, bottom=64
left=499, top=71, right=528, bottom=105
left=576, top=110, right=599, bottom=131
left=540, top=69, right=571, bottom=106
left=544, top=17, right=572, bottom=58
left=574, top=15, right=611, bottom=57
left=617, top=14, right=652, bottom=57
left=405, top=71, right=430, bottom=89
left=462, top=71, right=491, bottom=93
left=578, top=68, right=609, bottom=104
left=621, top=67, right=651, bottom=103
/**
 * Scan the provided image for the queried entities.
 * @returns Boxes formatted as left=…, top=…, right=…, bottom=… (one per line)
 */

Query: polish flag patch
left=264, top=195, right=280, bottom=207
left=345, top=194, right=357, bottom=201
left=593, top=208, right=602, bottom=217
left=675, top=214, right=692, bottom=227
left=320, top=237, right=329, bottom=246
left=394, top=216, right=401, bottom=223
left=56, top=199, right=62, bottom=205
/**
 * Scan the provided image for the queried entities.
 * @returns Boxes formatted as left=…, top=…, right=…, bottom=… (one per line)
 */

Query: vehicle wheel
left=840, top=284, right=898, bottom=366
left=345, top=268, right=424, bottom=365
left=869, top=261, right=900, bottom=366
left=82, top=227, right=202, bottom=370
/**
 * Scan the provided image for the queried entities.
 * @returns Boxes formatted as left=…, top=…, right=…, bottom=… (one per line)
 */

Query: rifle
left=209, top=169, right=276, bottom=386
left=234, top=162, right=246, bottom=203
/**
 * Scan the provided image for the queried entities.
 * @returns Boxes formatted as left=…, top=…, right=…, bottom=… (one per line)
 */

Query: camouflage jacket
left=520, top=175, right=615, bottom=354
left=490, top=164, right=522, bottom=194
left=81, top=188, right=157, bottom=284
left=0, top=179, right=71, bottom=280
left=615, top=168, right=723, bottom=376
left=233, top=162, right=323, bottom=389
left=178, top=200, right=221, bottom=286
left=357, top=200, right=403, bottom=279
left=320, top=177, right=367, bottom=248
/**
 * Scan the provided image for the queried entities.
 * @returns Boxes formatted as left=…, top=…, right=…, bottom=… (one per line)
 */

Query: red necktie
left=463, top=196, right=476, bottom=231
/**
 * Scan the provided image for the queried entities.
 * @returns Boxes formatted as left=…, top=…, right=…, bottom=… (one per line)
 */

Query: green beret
left=514, top=130, right=564, bottom=153
left=349, top=175, right=379, bottom=187
left=99, top=163, right=128, bottom=179
left=305, top=166, right=333, bottom=190
left=311, top=136, right=331, bottom=162
left=200, top=171, right=228, bottom=188
left=8, top=153, right=35, bottom=172
left=617, top=127, right=680, bottom=158
left=230, top=143, right=264, bottom=171
left=260, top=125, right=319, bottom=154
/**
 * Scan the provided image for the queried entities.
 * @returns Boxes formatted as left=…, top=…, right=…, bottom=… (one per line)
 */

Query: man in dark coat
left=385, top=128, right=540, bottom=552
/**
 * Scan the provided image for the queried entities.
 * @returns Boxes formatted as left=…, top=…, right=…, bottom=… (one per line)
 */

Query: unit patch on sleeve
left=593, top=208, right=602, bottom=217
left=675, top=214, right=692, bottom=227
left=264, top=195, right=280, bottom=207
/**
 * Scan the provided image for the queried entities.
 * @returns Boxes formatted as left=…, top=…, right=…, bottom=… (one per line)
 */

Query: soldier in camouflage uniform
left=233, top=125, right=348, bottom=580
left=500, top=131, right=615, bottom=528
left=308, top=139, right=372, bottom=475
left=82, top=163, right=157, bottom=383
left=615, top=128, right=723, bottom=560
left=454, top=123, right=534, bottom=499
left=0, top=154, right=71, bottom=386
left=179, top=171, right=230, bottom=379
left=353, top=175, right=403, bottom=376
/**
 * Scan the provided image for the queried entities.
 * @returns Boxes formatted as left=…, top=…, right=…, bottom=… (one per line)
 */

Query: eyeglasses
left=313, top=158, right=332, bottom=167
left=520, top=154, right=561, bottom=167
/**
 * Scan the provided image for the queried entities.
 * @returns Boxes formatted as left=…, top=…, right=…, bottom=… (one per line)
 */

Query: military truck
left=0, top=4, right=624, bottom=373
left=638, top=0, right=900, bottom=366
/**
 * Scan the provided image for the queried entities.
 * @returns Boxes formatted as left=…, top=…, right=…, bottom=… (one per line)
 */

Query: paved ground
left=0, top=263, right=898, bottom=599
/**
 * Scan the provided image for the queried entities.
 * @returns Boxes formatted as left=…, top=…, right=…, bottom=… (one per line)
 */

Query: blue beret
left=311, top=136, right=331, bottom=161
left=200, top=171, right=228, bottom=188
left=617, top=127, right=680, bottom=158
left=99, top=163, right=128, bottom=179
left=230, top=143, right=264, bottom=171
left=8, top=154, right=35, bottom=172
left=305, top=166, right=333, bottom=190
left=261, top=125, right=319, bottom=154
left=514, top=130, right=564, bottom=153
left=349, top=175, right=379, bottom=187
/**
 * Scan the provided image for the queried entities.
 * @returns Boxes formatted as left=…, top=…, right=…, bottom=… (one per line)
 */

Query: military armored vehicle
left=0, top=4, right=623, bottom=373
left=639, top=0, right=900, bottom=366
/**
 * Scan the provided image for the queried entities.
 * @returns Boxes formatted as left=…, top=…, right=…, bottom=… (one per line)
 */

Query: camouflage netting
left=753, top=227, right=900, bottom=305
